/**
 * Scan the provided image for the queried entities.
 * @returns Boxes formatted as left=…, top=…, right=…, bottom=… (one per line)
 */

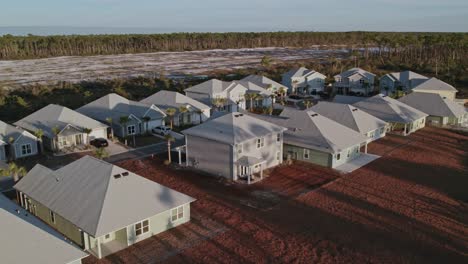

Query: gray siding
left=0, top=146, right=5, bottom=161
left=12, top=134, right=38, bottom=160
left=284, top=144, right=331, bottom=167
left=186, top=135, right=233, bottom=179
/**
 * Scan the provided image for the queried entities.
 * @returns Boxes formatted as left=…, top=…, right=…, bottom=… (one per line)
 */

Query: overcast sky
left=1, top=0, right=467, bottom=32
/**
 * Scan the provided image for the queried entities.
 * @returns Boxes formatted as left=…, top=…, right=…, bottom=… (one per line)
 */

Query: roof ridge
left=90, top=160, right=115, bottom=236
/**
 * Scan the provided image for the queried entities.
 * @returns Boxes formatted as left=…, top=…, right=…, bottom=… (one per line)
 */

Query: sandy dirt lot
left=0, top=47, right=350, bottom=86
left=83, top=127, right=468, bottom=264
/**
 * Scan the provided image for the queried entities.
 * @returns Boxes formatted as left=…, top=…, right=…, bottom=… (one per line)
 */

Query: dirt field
left=0, top=47, right=351, bottom=87
left=84, top=127, right=468, bottom=264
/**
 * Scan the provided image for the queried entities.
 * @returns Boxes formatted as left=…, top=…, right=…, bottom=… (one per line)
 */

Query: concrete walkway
left=334, top=153, right=381, bottom=174
left=105, top=139, right=185, bottom=164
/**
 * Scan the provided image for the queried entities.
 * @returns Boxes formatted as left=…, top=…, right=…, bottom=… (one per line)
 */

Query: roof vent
left=352, top=108, right=358, bottom=112
left=239, top=114, right=243, bottom=117
left=382, top=95, right=387, bottom=98
left=311, top=114, right=319, bottom=117
left=122, top=172, right=129, bottom=177
left=113, top=174, right=121, bottom=179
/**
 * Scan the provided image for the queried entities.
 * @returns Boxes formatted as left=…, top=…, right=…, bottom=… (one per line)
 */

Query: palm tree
left=254, top=94, right=264, bottom=110
left=244, top=93, right=256, bottom=112
left=303, top=100, right=313, bottom=109
left=164, top=134, right=175, bottom=163
left=34, top=129, right=44, bottom=154
left=0, top=163, right=27, bottom=182
left=178, top=106, right=188, bottom=126
left=211, top=97, right=227, bottom=112
left=165, top=108, right=176, bottom=129
left=105, top=117, right=114, bottom=140
left=119, top=116, right=130, bottom=145
left=83, top=128, right=92, bottom=145
left=94, top=147, right=109, bottom=160
left=278, top=87, right=287, bottom=103
left=261, top=55, right=273, bottom=68
left=51, top=126, right=61, bottom=152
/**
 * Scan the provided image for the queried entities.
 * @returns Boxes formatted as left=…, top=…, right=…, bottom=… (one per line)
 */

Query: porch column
left=364, top=143, right=368, bottom=154
left=83, top=232, right=89, bottom=250
left=403, top=124, right=407, bottom=136
left=248, top=167, right=251, bottom=185
left=185, top=138, right=189, bottom=167
left=260, top=164, right=263, bottom=180
left=178, top=147, right=182, bottom=165
left=97, top=237, right=102, bottom=259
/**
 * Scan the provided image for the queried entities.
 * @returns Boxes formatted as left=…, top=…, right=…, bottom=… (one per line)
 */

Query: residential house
left=140, top=90, right=211, bottom=127
left=399, top=92, right=467, bottom=126
left=241, top=74, right=287, bottom=94
left=182, top=112, right=286, bottom=184
left=1, top=120, right=38, bottom=161
left=234, top=80, right=274, bottom=110
left=411, top=77, right=458, bottom=100
left=251, top=108, right=369, bottom=168
left=281, top=67, right=327, bottom=94
left=77, top=93, right=166, bottom=138
left=332, top=95, right=367, bottom=105
left=14, top=104, right=108, bottom=152
left=184, top=79, right=248, bottom=112
left=333, top=67, right=376, bottom=95
left=0, top=193, right=88, bottom=264
left=311, top=102, right=388, bottom=143
left=379, top=70, right=428, bottom=95
left=14, top=156, right=195, bottom=259
left=353, top=94, right=428, bottom=136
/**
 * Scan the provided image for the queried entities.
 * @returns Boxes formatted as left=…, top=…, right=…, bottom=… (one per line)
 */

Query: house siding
left=0, top=146, right=6, bottom=161
left=186, top=135, right=234, bottom=179
left=284, top=144, right=331, bottom=167
left=12, top=135, right=38, bottom=160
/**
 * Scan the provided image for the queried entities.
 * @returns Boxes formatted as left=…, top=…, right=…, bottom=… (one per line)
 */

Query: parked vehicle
left=152, top=126, right=172, bottom=135
left=90, top=138, right=109, bottom=148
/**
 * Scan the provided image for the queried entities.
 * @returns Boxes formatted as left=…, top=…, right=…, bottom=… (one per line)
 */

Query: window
left=59, top=137, right=68, bottom=146
left=135, top=220, right=149, bottom=236
left=276, top=133, right=281, bottom=142
left=50, top=210, right=56, bottom=224
left=303, top=149, right=310, bottom=159
left=355, top=147, right=359, bottom=154
left=359, top=79, right=365, bottom=84
left=347, top=150, right=351, bottom=158
left=336, top=153, right=341, bottom=160
left=127, top=125, right=136, bottom=135
left=276, top=151, right=281, bottom=161
left=105, top=234, right=110, bottom=239
left=21, top=144, right=32, bottom=156
left=256, top=138, right=265, bottom=149
left=236, top=144, right=243, bottom=154
left=171, top=206, right=184, bottom=222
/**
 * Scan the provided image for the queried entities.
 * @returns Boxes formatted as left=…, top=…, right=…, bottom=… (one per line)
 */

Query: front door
left=75, top=134, right=82, bottom=145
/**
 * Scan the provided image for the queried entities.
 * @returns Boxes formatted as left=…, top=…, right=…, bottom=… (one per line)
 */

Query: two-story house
left=77, top=93, right=166, bottom=138
left=14, top=156, right=195, bottom=259
left=182, top=112, right=286, bottom=184
left=241, top=74, right=288, bottom=95
left=333, top=68, right=376, bottom=96
left=379, top=70, right=428, bottom=95
left=281, top=67, right=327, bottom=94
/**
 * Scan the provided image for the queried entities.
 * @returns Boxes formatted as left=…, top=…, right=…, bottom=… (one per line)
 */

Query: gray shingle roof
left=249, top=109, right=368, bottom=153
left=384, top=70, right=428, bottom=85
left=14, top=156, right=195, bottom=237
left=411, top=77, right=458, bottom=92
left=182, top=112, right=286, bottom=145
left=77, top=93, right=166, bottom=122
left=233, top=81, right=272, bottom=96
left=353, top=94, right=428, bottom=124
left=0, top=194, right=88, bottom=264
left=335, top=67, right=376, bottom=78
left=282, top=67, right=313, bottom=78
left=398, top=92, right=466, bottom=118
left=14, top=104, right=108, bottom=138
left=140, top=90, right=210, bottom=114
left=241, top=75, right=287, bottom=90
left=333, top=95, right=367, bottom=105
left=0, top=120, right=37, bottom=145
left=311, top=102, right=387, bottom=134
left=184, top=79, right=234, bottom=94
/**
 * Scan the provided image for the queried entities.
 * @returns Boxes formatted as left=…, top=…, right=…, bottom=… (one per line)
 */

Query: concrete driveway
left=105, top=141, right=130, bottom=156
left=334, top=153, right=381, bottom=174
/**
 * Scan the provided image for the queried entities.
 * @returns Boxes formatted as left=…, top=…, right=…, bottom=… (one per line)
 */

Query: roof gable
left=412, top=78, right=458, bottom=92
left=399, top=92, right=466, bottom=118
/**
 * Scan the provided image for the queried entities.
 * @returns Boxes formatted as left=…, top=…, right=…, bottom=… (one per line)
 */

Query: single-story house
left=14, top=104, right=108, bottom=152
left=251, top=108, right=369, bottom=168
left=281, top=67, right=327, bottom=94
left=14, top=156, right=195, bottom=259
left=182, top=112, right=286, bottom=184
left=140, top=90, right=211, bottom=126
left=353, top=94, right=428, bottom=136
left=241, top=74, right=287, bottom=94
left=333, top=67, right=376, bottom=96
left=0, top=193, right=88, bottom=264
left=1, top=120, right=39, bottom=161
left=184, top=79, right=248, bottom=112
left=379, top=70, right=428, bottom=95
left=411, top=77, right=458, bottom=100
left=311, top=102, right=388, bottom=143
left=77, top=93, right=166, bottom=138
left=398, top=92, right=467, bottom=126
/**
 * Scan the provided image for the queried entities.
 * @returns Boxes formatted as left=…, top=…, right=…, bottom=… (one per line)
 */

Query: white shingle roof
left=241, top=75, right=287, bottom=90
left=411, top=77, right=458, bottom=92
left=335, top=67, right=376, bottom=79
left=234, top=81, right=272, bottom=96
left=0, top=194, right=88, bottom=264
left=14, top=156, right=195, bottom=237
left=14, top=104, right=107, bottom=138
left=398, top=92, right=466, bottom=118
left=353, top=94, right=428, bottom=124
left=184, top=79, right=234, bottom=94
left=140, top=90, right=210, bottom=113
left=385, top=70, right=428, bottom=84
left=182, top=112, right=286, bottom=145
left=311, top=102, right=387, bottom=135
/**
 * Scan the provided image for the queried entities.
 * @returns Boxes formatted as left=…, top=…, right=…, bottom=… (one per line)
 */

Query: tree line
left=0, top=32, right=466, bottom=61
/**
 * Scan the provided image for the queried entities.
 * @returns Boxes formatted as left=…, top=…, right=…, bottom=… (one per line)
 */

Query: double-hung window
left=276, top=151, right=281, bottom=161
left=21, top=144, right=32, bottom=156
left=171, top=206, right=184, bottom=222
left=303, top=149, right=310, bottom=159
left=256, top=137, right=265, bottom=149
left=50, top=210, right=56, bottom=224
left=336, top=153, right=341, bottom=160
left=135, top=220, right=149, bottom=236
left=276, top=133, right=281, bottom=143
left=127, top=125, right=136, bottom=135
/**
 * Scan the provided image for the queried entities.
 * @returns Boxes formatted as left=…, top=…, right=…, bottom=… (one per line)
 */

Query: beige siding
left=284, top=144, right=331, bottom=167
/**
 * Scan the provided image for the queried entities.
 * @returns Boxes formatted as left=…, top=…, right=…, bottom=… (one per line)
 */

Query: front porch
left=87, top=227, right=128, bottom=259
left=236, top=156, right=265, bottom=185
